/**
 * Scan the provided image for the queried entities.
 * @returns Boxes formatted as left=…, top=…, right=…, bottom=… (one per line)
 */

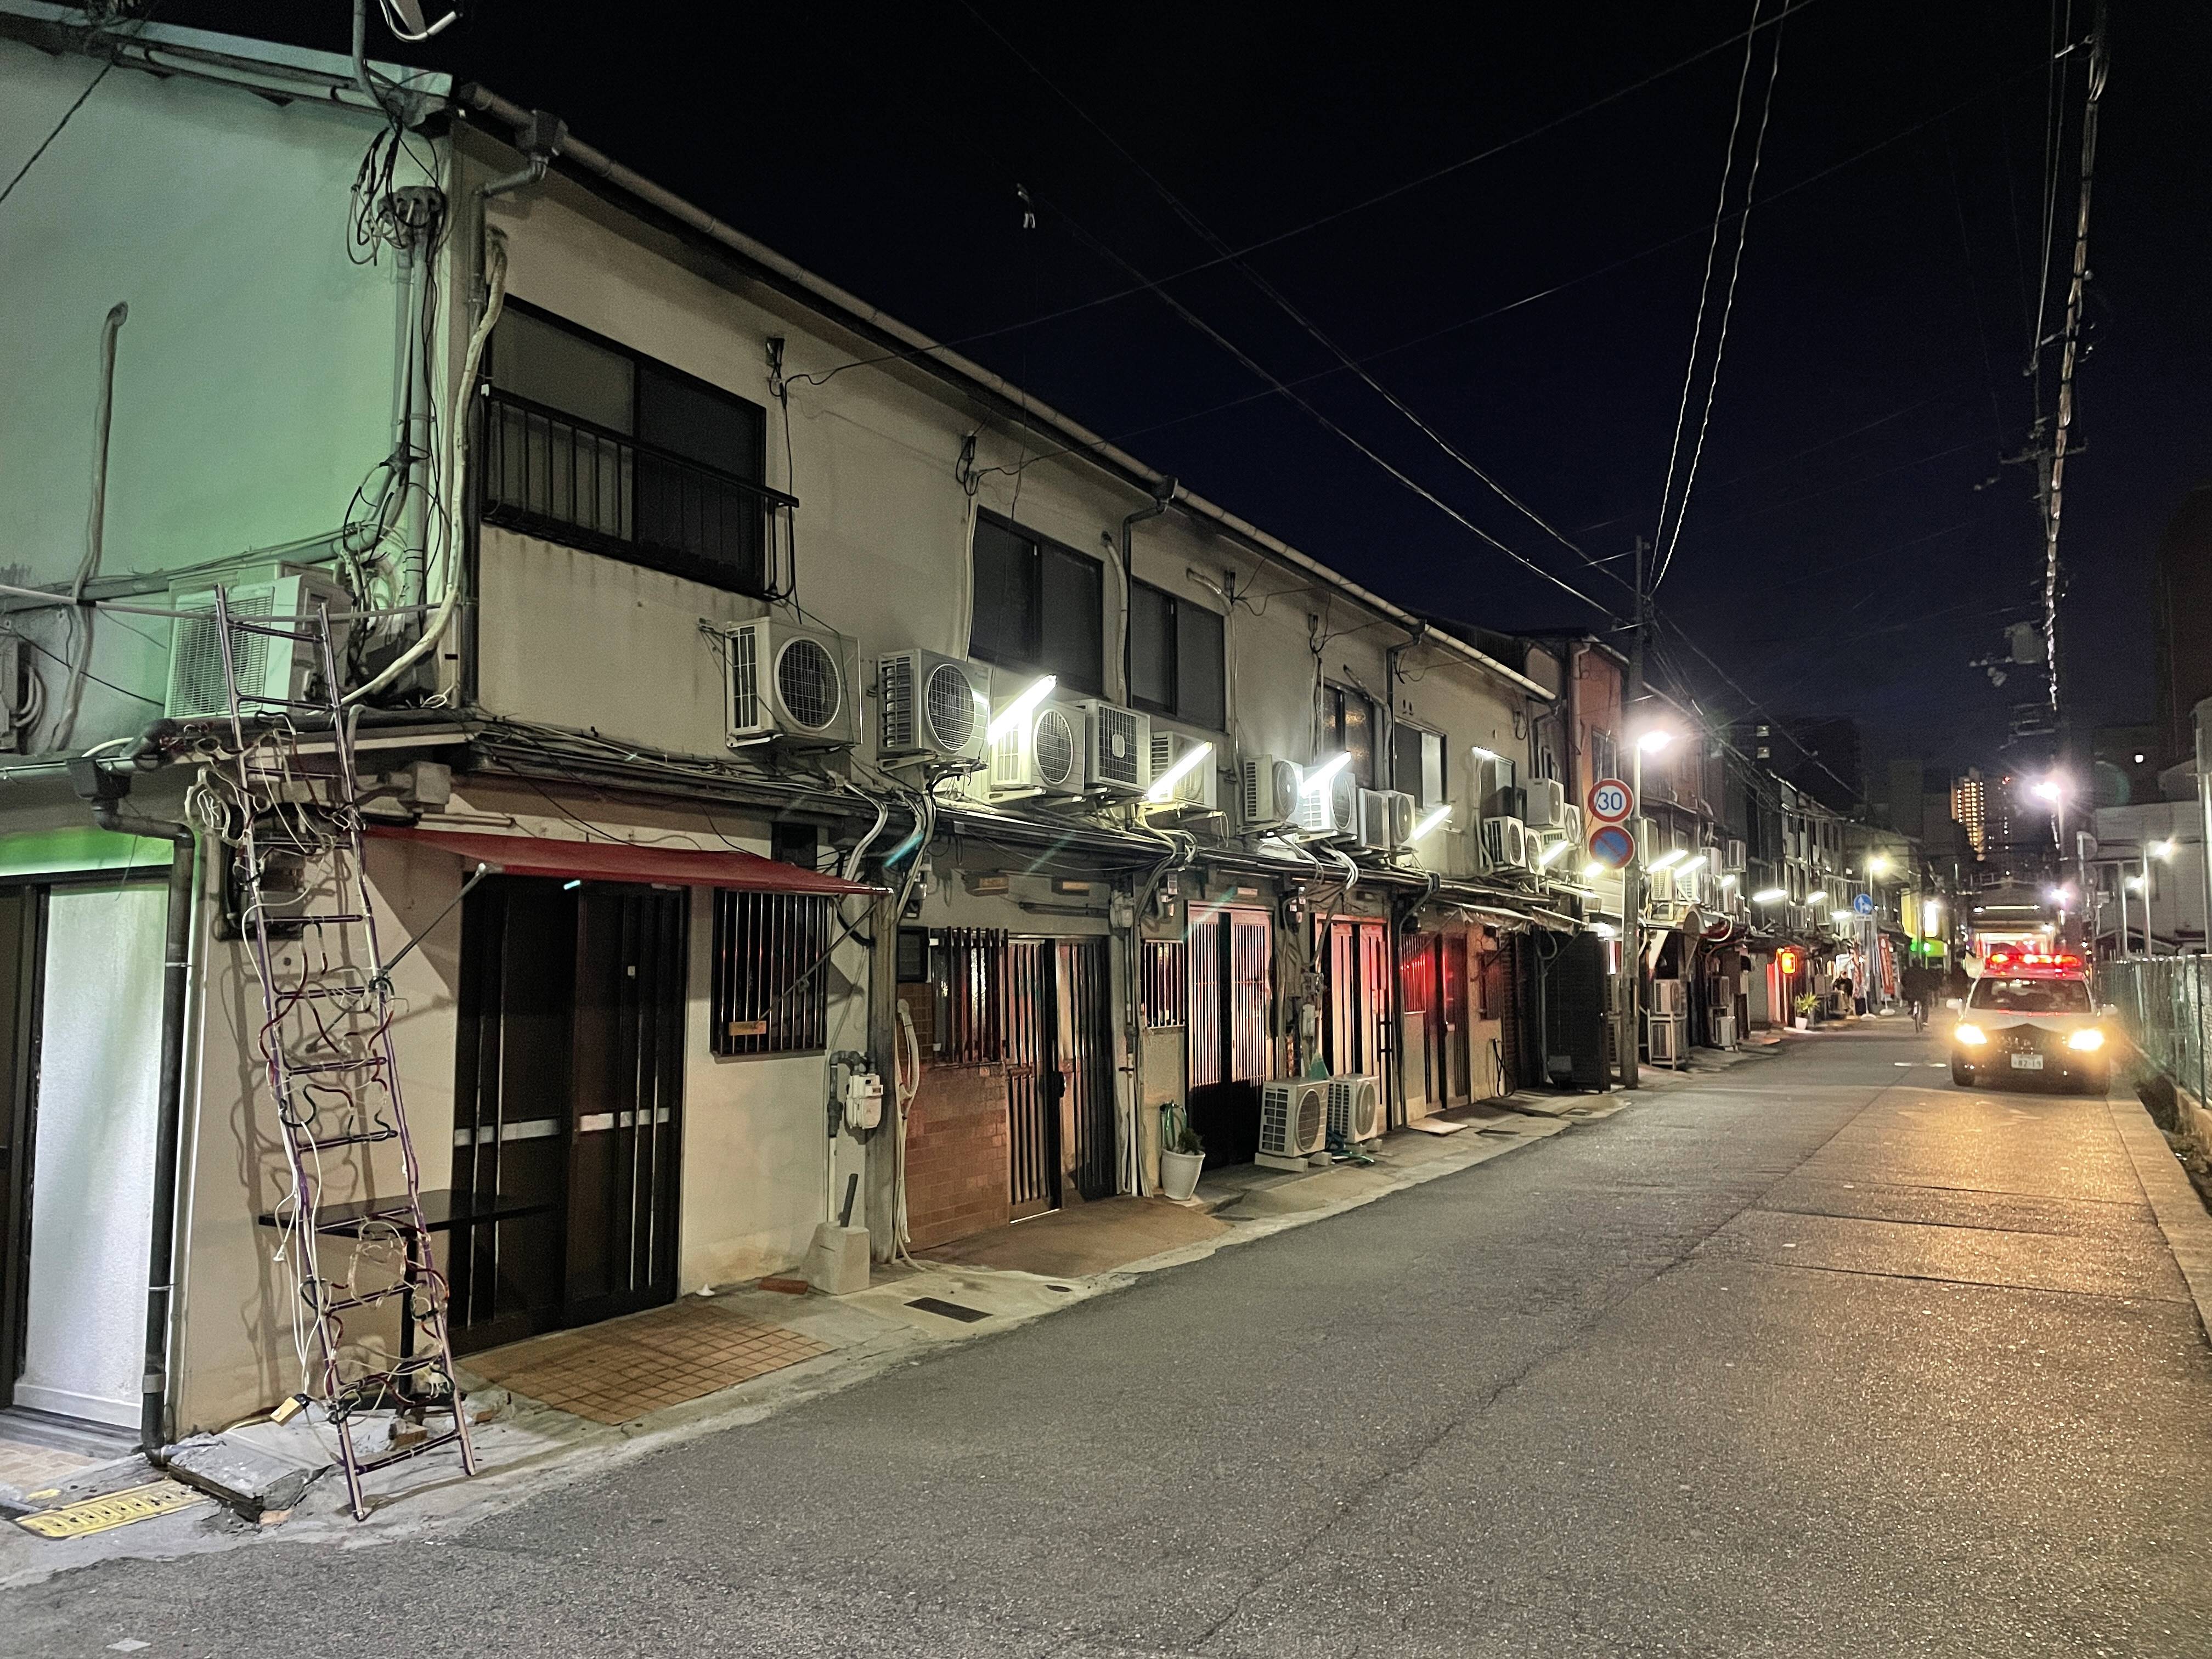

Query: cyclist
left=1900, top=961, right=1936, bottom=1032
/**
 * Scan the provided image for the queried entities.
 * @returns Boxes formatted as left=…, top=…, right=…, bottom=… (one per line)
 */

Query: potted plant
left=1159, top=1104, right=1206, bottom=1201
left=1793, top=991, right=1818, bottom=1031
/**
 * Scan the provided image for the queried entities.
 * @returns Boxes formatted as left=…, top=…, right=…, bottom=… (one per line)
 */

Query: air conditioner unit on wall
left=1327, top=1075, right=1381, bottom=1145
left=166, top=568, right=353, bottom=723
left=1239, top=754, right=1300, bottom=833
left=1560, top=805, right=1584, bottom=845
left=1257, top=1079, right=1328, bottom=1170
left=1650, top=978, right=1687, bottom=1016
left=1081, top=699, right=1152, bottom=796
left=1357, top=788, right=1413, bottom=853
left=1523, top=776, right=1566, bottom=830
left=988, top=695, right=1087, bottom=797
left=1146, top=730, right=1218, bottom=811
left=1649, top=1014, right=1685, bottom=1065
left=878, top=648, right=990, bottom=763
left=1293, top=764, right=1359, bottom=841
left=720, top=617, right=860, bottom=749
left=1480, top=816, right=1527, bottom=876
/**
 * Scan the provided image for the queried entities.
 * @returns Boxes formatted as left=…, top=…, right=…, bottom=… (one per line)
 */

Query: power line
left=790, top=0, right=1824, bottom=394
left=0, top=6, right=164, bottom=212
left=1651, top=1, right=1787, bottom=594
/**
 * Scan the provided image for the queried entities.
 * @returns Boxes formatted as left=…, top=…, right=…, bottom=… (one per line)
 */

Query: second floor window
left=1324, top=684, right=1377, bottom=788
left=1127, top=579, right=1226, bottom=731
left=1589, top=727, right=1616, bottom=786
left=1392, top=723, right=1446, bottom=807
left=969, top=514, right=1103, bottom=695
left=482, top=304, right=782, bottom=596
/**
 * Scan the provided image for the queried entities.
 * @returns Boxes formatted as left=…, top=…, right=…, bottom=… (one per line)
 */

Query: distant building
left=1951, top=770, right=1988, bottom=858
left=2152, top=486, right=2212, bottom=768
left=2092, top=724, right=2162, bottom=807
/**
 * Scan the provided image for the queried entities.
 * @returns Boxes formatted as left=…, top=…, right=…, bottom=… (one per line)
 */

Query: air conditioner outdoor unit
left=1560, top=805, right=1584, bottom=845
left=1523, top=776, right=1566, bottom=830
left=1145, top=730, right=1218, bottom=811
left=1479, top=753, right=1521, bottom=819
left=1520, top=828, right=1547, bottom=874
left=1326, top=1074, right=1381, bottom=1146
left=1712, top=1011, right=1738, bottom=1050
left=1356, top=788, right=1413, bottom=853
left=878, top=648, right=990, bottom=764
left=1081, top=700, right=1151, bottom=796
left=1238, top=754, right=1300, bottom=833
left=1649, top=1015, right=1685, bottom=1065
left=166, top=568, right=353, bottom=723
left=1256, top=1079, right=1328, bottom=1170
left=721, top=618, right=860, bottom=749
left=1293, top=764, right=1359, bottom=841
left=1480, top=816, right=1527, bottom=875
left=988, top=695, right=1087, bottom=797
left=1725, top=837, right=1747, bottom=873
left=1650, top=978, right=1687, bottom=1016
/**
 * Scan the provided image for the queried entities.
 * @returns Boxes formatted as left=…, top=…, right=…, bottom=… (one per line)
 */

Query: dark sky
left=180, top=1, right=2212, bottom=775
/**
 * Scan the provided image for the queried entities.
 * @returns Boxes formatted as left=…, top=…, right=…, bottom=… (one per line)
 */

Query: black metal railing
left=479, top=387, right=797, bottom=598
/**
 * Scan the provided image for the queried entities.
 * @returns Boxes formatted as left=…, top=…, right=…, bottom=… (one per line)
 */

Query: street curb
left=2108, top=1089, right=2212, bottom=1342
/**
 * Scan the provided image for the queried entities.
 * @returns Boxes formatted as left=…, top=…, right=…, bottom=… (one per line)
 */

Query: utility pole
left=1621, top=535, right=1646, bottom=1088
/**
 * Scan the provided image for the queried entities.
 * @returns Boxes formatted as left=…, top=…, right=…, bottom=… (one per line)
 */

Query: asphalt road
left=18, top=1027, right=2212, bottom=1657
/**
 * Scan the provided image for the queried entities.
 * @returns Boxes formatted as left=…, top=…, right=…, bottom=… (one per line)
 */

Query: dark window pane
left=493, top=310, right=633, bottom=433
left=1338, top=688, right=1375, bottom=788
left=1422, top=730, right=1446, bottom=808
left=970, top=516, right=1038, bottom=668
left=1128, top=581, right=1174, bottom=712
left=1039, top=543, right=1103, bottom=693
left=1393, top=722, right=1425, bottom=803
left=637, top=364, right=764, bottom=480
left=1177, top=601, right=1225, bottom=731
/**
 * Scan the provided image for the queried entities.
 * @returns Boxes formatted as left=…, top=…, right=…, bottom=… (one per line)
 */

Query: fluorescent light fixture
left=1536, top=837, right=1570, bottom=867
left=1920, top=899, right=1943, bottom=933
left=1751, top=887, right=1787, bottom=904
left=1647, top=848, right=1686, bottom=873
left=1468, top=743, right=1498, bottom=761
left=986, top=674, right=1057, bottom=742
left=1143, top=738, right=1212, bottom=802
left=1637, top=729, right=1676, bottom=753
left=562, top=879, right=582, bottom=891
left=1720, top=873, right=1739, bottom=889
left=1582, top=861, right=1605, bottom=882
left=1300, top=752, right=1351, bottom=795
left=2152, top=838, right=2177, bottom=860
left=2125, top=874, right=2146, bottom=893
left=1807, top=891, right=1830, bottom=907
left=1410, top=805, right=1452, bottom=841
left=1592, top=921, right=1617, bottom=938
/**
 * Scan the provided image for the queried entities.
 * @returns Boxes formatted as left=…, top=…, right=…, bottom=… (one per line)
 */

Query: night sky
left=178, top=1, right=2212, bottom=776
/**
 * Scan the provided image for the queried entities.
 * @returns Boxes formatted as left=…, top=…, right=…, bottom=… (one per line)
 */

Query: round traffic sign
left=1587, top=778, right=1634, bottom=824
left=1587, top=822, right=1635, bottom=870
left=1853, top=892, right=1874, bottom=916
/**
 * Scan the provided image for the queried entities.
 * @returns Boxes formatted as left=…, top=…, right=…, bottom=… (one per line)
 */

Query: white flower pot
left=1793, top=1015, right=1809, bottom=1031
left=1159, top=1149, right=1205, bottom=1201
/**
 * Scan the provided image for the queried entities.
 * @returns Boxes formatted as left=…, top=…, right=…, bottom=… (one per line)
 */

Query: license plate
left=2010, top=1053, right=2044, bottom=1071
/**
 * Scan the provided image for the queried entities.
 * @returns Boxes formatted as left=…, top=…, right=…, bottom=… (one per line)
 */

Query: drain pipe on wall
left=1118, top=477, right=1177, bottom=702
left=66, top=727, right=195, bottom=1453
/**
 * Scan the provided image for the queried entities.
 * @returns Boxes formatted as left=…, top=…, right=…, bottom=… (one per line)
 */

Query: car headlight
left=2067, top=1027, right=2104, bottom=1052
left=1954, top=1023, right=1987, bottom=1046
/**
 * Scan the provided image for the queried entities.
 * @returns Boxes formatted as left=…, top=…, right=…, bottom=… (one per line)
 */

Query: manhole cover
left=907, top=1296, right=991, bottom=1323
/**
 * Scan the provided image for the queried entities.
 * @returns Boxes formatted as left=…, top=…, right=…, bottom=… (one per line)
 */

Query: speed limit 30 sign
left=1587, top=778, right=1635, bottom=824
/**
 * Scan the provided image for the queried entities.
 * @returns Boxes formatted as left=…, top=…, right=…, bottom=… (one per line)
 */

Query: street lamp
left=1637, top=728, right=1677, bottom=754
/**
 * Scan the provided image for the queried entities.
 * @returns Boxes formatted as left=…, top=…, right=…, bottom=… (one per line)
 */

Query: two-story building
left=0, top=9, right=1600, bottom=1441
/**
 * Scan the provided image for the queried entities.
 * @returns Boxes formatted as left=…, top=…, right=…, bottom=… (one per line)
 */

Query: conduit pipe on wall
left=65, top=726, right=195, bottom=1452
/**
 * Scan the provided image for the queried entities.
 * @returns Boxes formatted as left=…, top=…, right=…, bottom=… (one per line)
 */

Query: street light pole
left=1621, top=535, right=1646, bottom=1090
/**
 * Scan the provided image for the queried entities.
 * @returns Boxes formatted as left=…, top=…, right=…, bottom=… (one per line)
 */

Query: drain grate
left=907, top=1296, right=991, bottom=1323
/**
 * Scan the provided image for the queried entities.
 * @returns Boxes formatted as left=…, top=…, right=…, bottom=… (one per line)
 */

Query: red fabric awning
left=372, top=826, right=879, bottom=896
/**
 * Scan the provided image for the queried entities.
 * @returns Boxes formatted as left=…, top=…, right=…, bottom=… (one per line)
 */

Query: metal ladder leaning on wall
left=207, top=588, right=477, bottom=1519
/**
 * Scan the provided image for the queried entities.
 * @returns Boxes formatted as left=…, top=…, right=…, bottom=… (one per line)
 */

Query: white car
left=1949, top=956, right=2112, bottom=1095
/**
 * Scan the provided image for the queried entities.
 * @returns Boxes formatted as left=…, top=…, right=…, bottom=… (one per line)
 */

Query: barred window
left=933, top=928, right=1006, bottom=1066
left=711, top=890, right=833, bottom=1057
left=1141, top=938, right=1189, bottom=1028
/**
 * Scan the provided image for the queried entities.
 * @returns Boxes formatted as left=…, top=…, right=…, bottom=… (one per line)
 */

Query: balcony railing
left=479, top=387, right=797, bottom=599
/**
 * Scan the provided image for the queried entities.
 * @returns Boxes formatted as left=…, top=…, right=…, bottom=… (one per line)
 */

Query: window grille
left=1142, top=938, right=1189, bottom=1028
left=710, top=890, right=833, bottom=1057
left=935, top=928, right=1007, bottom=1066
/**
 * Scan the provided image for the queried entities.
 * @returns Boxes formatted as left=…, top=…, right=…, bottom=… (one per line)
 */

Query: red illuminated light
left=1982, top=948, right=2083, bottom=977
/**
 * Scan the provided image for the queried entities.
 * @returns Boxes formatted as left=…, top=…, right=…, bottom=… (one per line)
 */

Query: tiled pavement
left=462, top=1300, right=831, bottom=1425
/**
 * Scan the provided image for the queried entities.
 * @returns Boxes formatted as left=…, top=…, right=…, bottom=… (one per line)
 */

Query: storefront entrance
left=449, top=877, right=687, bottom=1352
left=1004, top=937, right=1116, bottom=1218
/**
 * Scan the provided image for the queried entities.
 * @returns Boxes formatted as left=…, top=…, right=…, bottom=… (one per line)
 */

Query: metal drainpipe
left=66, top=730, right=194, bottom=1453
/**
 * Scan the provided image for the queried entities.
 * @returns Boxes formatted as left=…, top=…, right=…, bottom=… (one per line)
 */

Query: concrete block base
left=807, top=1223, right=871, bottom=1295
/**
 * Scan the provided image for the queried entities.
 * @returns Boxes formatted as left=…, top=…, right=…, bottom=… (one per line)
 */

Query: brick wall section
left=905, top=1062, right=1012, bottom=1250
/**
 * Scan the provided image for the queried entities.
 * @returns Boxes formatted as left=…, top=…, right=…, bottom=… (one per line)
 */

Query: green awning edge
left=0, top=825, right=176, bottom=880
